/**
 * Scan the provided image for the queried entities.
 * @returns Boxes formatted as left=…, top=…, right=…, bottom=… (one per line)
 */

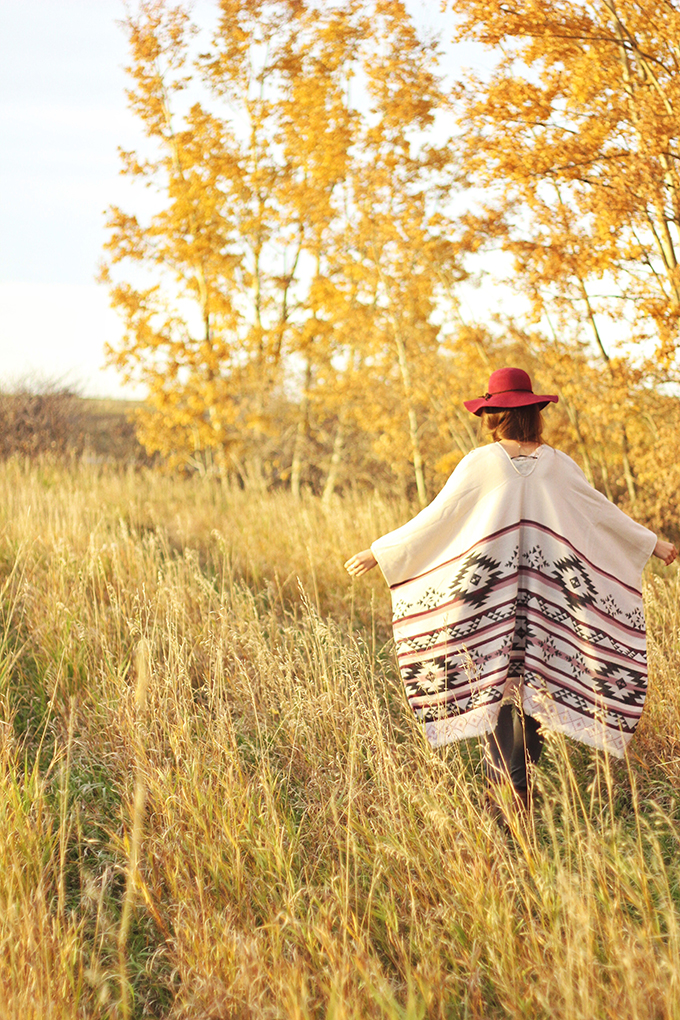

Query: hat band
left=483, top=387, right=532, bottom=399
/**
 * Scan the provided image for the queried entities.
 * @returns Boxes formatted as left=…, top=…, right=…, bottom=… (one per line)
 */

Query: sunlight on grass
left=0, top=459, right=679, bottom=1018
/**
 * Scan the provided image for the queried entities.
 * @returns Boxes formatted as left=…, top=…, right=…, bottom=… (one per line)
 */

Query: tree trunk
left=452, top=406, right=479, bottom=453
left=291, top=358, right=312, bottom=499
left=621, top=427, right=637, bottom=506
left=244, top=454, right=266, bottom=492
left=290, top=424, right=304, bottom=500
left=322, top=419, right=344, bottom=506
left=575, top=273, right=639, bottom=502
left=561, top=396, right=595, bottom=486
left=596, top=450, right=614, bottom=502
left=393, top=330, right=427, bottom=507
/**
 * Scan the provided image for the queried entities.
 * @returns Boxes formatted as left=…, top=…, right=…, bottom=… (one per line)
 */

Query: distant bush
left=0, top=384, right=84, bottom=459
left=0, top=382, right=149, bottom=464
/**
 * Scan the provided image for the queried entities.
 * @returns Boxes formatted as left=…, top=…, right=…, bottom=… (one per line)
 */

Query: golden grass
left=0, top=458, right=679, bottom=1018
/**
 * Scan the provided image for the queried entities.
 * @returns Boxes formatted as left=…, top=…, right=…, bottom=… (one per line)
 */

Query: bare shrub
left=0, top=382, right=86, bottom=458
left=0, top=380, right=148, bottom=464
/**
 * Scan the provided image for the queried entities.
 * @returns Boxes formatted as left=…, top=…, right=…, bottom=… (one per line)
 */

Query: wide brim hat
left=464, top=367, right=558, bottom=417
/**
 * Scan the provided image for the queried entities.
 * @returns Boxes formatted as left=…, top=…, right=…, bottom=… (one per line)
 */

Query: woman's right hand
left=344, top=549, right=378, bottom=577
left=653, top=539, right=678, bottom=566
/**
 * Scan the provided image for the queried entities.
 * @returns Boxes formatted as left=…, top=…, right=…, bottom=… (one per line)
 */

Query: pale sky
left=0, top=0, right=487, bottom=400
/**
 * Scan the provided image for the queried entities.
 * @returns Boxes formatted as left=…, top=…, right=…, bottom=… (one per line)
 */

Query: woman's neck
left=498, top=438, right=541, bottom=456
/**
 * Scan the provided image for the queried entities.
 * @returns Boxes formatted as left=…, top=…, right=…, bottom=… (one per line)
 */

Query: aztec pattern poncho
left=371, top=444, right=657, bottom=757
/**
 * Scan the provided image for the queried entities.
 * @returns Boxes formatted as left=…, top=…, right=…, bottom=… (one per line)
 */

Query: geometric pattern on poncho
left=390, top=520, right=648, bottom=757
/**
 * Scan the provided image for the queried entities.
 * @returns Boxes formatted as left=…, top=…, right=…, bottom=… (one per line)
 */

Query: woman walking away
left=345, top=367, right=677, bottom=812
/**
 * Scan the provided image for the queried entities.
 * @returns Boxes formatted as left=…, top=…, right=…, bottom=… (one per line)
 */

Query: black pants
left=485, top=703, right=544, bottom=792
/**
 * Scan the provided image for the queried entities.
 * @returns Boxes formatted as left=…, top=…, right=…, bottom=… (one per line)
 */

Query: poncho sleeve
left=554, top=451, right=657, bottom=585
left=370, top=450, right=484, bottom=587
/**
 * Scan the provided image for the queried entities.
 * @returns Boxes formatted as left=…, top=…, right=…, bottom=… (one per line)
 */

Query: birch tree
left=341, top=0, right=464, bottom=504
left=102, top=0, right=360, bottom=476
left=445, top=0, right=680, bottom=497
left=103, top=0, right=469, bottom=495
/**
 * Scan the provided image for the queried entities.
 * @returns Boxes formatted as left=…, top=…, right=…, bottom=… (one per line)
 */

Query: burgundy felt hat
left=464, top=367, right=559, bottom=416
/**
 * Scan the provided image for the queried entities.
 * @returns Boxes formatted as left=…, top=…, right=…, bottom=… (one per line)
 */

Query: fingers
left=344, top=550, right=377, bottom=577
left=661, top=544, right=678, bottom=566
left=654, top=540, right=678, bottom=566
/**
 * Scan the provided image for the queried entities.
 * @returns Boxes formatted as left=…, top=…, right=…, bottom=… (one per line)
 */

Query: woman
left=345, top=367, right=677, bottom=808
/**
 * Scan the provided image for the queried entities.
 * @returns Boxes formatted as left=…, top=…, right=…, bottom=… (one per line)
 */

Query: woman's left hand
left=344, top=549, right=377, bottom=577
left=653, top=539, right=678, bottom=566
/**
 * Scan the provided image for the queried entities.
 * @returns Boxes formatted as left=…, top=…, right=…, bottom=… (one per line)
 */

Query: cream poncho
left=371, top=444, right=657, bottom=757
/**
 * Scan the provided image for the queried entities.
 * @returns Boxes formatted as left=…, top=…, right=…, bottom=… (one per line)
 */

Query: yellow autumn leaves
left=102, top=0, right=680, bottom=537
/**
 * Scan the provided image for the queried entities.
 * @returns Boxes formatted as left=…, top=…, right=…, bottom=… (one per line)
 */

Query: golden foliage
left=102, top=0, right=474, bottom=496
left=102, top=0, right=680, bottom=531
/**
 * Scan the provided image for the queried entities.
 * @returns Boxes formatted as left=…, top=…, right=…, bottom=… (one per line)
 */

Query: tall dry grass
left=0, top=458, right=679, bottom=1018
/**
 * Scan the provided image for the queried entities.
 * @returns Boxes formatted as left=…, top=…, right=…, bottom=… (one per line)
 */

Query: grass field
left=1, top=458, right=680, bottom=1019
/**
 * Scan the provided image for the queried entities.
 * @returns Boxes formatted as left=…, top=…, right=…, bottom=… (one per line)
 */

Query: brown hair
left=484, top=405, right=544, bottom=444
